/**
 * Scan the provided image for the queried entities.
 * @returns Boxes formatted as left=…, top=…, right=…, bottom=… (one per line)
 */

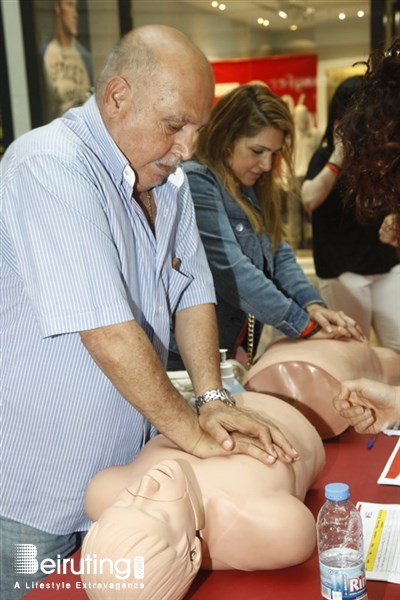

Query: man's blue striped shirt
left=0, top=96, right=215, bottom=533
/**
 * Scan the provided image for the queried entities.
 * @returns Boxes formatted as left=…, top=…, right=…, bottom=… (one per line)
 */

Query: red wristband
left=326, top=162, right=341, bottom=177
left=300, top=319, right=321, bottom=338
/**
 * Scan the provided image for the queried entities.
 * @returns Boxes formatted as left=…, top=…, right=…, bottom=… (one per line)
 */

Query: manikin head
left=81, top=461, right=203, bottom=600
left=54, top=0, right=79, bottom=43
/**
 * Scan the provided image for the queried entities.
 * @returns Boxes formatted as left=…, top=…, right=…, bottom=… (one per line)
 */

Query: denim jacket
left=183, top=160, right=324, bottom=355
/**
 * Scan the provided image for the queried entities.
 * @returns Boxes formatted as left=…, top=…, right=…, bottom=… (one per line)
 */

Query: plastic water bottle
left=220, top=349, right=246, bottom=393
left=317, top=482, right=368, bottom=600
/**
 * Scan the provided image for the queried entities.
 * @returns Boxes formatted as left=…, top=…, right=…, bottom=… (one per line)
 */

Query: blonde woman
left=174, top=84, right=364, bottom=363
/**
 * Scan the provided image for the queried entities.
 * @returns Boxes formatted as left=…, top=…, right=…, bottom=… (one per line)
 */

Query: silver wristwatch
left=194, top=388, right=236, bottom=415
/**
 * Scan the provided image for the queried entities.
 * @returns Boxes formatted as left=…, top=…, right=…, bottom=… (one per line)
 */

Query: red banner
left=211, top=53, right=317, bottom=115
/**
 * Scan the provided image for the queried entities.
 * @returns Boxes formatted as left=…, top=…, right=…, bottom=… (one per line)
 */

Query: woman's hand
left=192, top=402, right=300, bottom=465
left=330, top=124, right=344, bottom=166
left=306, top=304, right=365, bottom=341
left=333, top=379, right=400, bottom=434
left=379, top=214, right=399, bottom=247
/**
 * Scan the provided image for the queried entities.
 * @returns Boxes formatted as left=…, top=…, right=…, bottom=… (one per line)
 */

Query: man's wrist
left=195, top=388, right=236, bottom=415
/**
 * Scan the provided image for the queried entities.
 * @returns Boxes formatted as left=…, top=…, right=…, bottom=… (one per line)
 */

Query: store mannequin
left=244, top=338, right=400, bottom=439
left=286, top=95, right=320, bottom=248
left=41, top=0, right=93, bottom=122
left=293, top=96, right=320, bottom=178
left=81, top=392, right=325, bottom=599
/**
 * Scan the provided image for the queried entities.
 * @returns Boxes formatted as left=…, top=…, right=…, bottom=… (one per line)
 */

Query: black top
left=304, top=146, right=398, bottom=278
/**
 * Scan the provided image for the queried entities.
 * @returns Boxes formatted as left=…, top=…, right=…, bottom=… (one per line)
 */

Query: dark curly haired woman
left=333, top=38, right=400, bottom=437
left=340, top=37, right=400, bottom=247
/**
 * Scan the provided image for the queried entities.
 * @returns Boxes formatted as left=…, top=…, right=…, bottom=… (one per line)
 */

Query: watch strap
left=195, top=388, right=236, bottom=415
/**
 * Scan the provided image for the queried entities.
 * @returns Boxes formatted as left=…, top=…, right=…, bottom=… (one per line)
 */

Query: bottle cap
left=325, top=482, right=350, bottom=502
left=220, top=349, right=234, bottom=377
left=219, top=349, right=228, bottom=363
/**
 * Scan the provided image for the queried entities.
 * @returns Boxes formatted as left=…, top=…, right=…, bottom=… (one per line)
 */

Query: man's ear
left=103, top=77, right=131, bottom=118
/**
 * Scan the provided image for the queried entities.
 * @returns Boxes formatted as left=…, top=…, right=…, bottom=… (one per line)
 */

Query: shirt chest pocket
left=230, top=216, right=264, bottom=267
left=162, top=267, right=194, bottom=314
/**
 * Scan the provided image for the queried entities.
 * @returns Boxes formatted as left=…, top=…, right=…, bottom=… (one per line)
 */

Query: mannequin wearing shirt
left=81, top=391, right=324, bottom=599
left=41, top=0, right=93, bottom=122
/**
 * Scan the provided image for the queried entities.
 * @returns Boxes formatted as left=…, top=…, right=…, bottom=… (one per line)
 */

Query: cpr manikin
left=81, top=392, right=325, bottom=599
left=244, top=338, right=400, bottom=438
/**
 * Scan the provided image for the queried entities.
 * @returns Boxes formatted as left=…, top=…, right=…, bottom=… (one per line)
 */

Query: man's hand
left=333, top=379, right=400, bottom=434
left=306, top=304, right=365, bottom=341
left=193, top=401, right=300, bottom=465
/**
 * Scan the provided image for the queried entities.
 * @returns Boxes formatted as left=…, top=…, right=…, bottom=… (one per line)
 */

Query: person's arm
left=333, top=379, right=400, bottom=434
left=81, top=320, right=199, bottom=448
left=174, top=303, right=221, bottom=396
left=301, top=132, right=343, bottom=213
left=81, top=319, right=299, bottom=464
left=174, top=302, right=299, bottom=463
left=272, top=246, right=365, bottom=341
left=301, top=160, right=340, bottom=213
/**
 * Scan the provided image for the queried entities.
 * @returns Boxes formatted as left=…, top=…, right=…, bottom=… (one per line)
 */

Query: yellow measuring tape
left=365, top=509, right=387, bottom=571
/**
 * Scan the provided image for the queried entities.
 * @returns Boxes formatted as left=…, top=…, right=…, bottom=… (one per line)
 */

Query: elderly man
left=0, top=25, right=298, bottom=597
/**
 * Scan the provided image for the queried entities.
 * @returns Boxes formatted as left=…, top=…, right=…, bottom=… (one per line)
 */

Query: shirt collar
left=122, top=165, right=185, bottom=190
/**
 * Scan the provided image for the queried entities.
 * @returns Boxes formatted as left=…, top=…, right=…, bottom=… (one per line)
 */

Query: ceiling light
left=290, top=24, right=298, bottom=31
left=263, top=19, right=270, bottom=26
left=339, top=12, right=346, bottom=20
left=357, top=10, right=365, bottom=18
left=219, top=3, right=226, bottom=10
left=278, top=10, right=288, bottom=19
left=211, top=1, right=218, bottom=7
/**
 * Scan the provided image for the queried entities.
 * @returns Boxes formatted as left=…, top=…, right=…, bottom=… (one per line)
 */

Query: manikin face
left=228, top=125, right=284, bottom=187
left=56, top=0, right=78, bottom=38
left=81, top=461, right=202, bottom=600
left=106, top=66, right=213, bottom=192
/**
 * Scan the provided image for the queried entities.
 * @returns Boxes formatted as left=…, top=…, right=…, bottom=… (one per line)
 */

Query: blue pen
left=367, top=436, right=376, bottom=450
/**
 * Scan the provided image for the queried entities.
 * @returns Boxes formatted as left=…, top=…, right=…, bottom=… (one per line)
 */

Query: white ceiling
left=182, top=0, right=370, bottom=32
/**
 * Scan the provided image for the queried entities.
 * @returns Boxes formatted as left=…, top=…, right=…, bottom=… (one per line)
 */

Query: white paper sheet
left=357, top=501, right=400, bottom=584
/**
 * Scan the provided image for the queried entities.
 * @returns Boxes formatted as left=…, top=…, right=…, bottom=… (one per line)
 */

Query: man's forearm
left=80, top=320, right=201, bottom=452
left=174, top=303, right=222, bottom=395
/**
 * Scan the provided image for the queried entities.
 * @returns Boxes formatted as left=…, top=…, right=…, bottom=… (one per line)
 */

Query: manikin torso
left=84, top=392, right=324, bottom=574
